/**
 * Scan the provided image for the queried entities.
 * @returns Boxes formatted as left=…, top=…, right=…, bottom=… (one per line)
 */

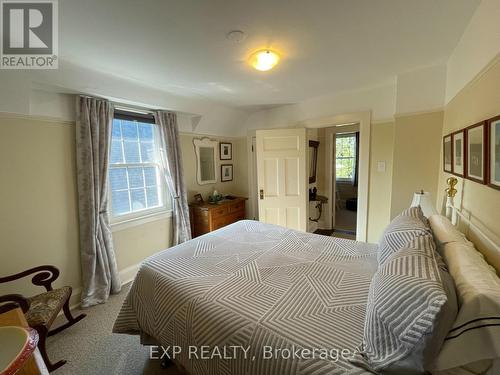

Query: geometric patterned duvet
left=113, top=220, right=377, bottom=374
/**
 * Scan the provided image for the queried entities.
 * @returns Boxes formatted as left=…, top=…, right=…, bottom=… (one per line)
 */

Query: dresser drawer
left=212, top=216, right=228, bottom=230
left=227, top=211, right=245, bottom=224
left=190, top=198, right=246, bottom=238
left=211, top=206, right=229, bottom=218
left=229, top=200, right=245, bottom=213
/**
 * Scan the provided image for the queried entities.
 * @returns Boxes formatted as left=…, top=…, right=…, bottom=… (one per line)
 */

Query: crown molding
left=394, top=107, right=444, bottom=119
left=0, top=111, right=74, bottom=125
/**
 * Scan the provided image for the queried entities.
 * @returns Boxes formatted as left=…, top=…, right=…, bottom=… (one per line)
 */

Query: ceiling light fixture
left=250, top=50, right=280, bottom=71
left=226, top=30, right=246, bottom=43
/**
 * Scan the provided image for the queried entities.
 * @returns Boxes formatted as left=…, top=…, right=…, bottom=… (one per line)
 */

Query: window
left=109, top=111, right=170, bottom=222
left=335, top=133, right=357, bottom=181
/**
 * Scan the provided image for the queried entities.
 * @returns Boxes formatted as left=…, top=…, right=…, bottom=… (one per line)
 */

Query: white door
left=256, top=128, right=307, bottom=231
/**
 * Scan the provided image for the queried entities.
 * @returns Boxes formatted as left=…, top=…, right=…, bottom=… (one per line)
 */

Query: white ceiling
left=60, top=0, right=480, bottom=109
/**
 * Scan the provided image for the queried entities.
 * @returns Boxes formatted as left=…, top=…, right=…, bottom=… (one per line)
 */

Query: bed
left=114, top=192, right=500, bottom=375
left=114, top=220, right=378, bottom=374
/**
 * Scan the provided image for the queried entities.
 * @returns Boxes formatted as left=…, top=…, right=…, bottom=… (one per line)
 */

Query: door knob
left=259, top=189, right=264, bottom=200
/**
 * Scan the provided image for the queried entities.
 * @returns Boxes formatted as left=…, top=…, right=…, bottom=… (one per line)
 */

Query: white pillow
left=432, top=242, right=500, bottom=371
left=428, top=215, right=472, bottom=251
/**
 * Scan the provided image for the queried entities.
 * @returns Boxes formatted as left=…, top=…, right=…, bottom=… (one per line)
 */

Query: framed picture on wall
left=465, top=121, right=487, bottom=184
left=443, top=134, right=453, bottom=173
left=221, top=164, right=233, bottom=182
left=488, top=115, right=500, bottom=190
left=452, top=130, right=465, bottom=177
left=220, top=142, right=232, bottom=160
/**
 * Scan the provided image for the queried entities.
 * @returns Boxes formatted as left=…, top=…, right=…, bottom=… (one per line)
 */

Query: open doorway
left=333, top=131, right=359, bottom=240
left=307, top=123, right=360, bottom=240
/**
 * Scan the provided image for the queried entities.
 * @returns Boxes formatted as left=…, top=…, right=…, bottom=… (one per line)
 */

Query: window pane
left=128, top=167, right=144, bottom=188
left=109, top=168, right=128, bottom=190
left=336, top=134, right=356, bottom=180
left=337, top=158, right=354, bottom=179
left=109, top=113, right=168, bottom=219
left=146, top=186, right=159, bottom=207
left=139, top=123, right=153, bottom=140
left=123, top=141, right=140, bottom=163
left=112, top=119, right=122, bottom=139
left=140, top=142, right=154, bottom=162
left=110, top=140, right=123, bottom=164
left=336, top=136, right=356, bottom=158
left=121, top=121, right=138, bottom=140
left=144, top=167, right=157, bottom=186
left=112, top=190, right=130, bottom=215
left=130, top=189, right=146, bottom=210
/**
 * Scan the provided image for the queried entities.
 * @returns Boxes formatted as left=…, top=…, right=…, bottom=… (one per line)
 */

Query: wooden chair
left=0, top=265, right=86, bottom=372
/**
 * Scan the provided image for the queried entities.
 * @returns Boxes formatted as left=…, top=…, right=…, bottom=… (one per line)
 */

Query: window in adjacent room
left=335, top=133, right=357, bottom=182
left=108, top=110, right=171, bottom=222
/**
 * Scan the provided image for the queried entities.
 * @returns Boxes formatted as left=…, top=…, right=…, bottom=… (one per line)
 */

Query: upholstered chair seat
left=26, top=286, right=72, bottom=327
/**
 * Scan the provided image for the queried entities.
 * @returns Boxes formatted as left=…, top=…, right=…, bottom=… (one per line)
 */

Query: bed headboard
left=445, top=177, right=500, bottom=274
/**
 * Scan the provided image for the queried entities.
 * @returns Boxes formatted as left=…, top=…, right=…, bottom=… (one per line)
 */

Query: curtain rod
left=77, top=94, right=155, bottom=115
left=113, top=104, right=155, bottom=116
left=79, top=94, right=192, bottom=117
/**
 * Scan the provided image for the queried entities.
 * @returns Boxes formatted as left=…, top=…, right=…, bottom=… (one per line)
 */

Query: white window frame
left=335, top=133, right=356, bottom=182
left=108, top=114, right=172, bottom=230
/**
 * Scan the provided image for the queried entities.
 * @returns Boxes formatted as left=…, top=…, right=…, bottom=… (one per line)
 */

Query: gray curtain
left=76, top=96, right=121, bottom=307
left=155, top=111, right=192, bottom=245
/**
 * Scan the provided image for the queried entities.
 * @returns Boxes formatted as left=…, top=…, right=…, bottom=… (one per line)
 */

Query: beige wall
left=113, top=217, right=172, bottom=271
left=0, top=116, right=82, bottom=298
left=0, top=116, right=249, bottom=302
left=390, top=111, right=444, bottom=218
left=367, top=121, right=395, bottom=242
left=437, top=57, right=500, bottom=267
left=180, top=133, right=248, bottom=203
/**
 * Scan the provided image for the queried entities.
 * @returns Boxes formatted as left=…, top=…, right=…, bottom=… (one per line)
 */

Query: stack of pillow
left=428, top=215, right=500, bottom=373
left=351, top=207, right=458, bottom=374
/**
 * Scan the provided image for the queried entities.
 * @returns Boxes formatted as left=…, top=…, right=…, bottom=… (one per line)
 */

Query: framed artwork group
left=219, top=142, right=233, bottom=182
left=443, top=115, right=500, bottom=190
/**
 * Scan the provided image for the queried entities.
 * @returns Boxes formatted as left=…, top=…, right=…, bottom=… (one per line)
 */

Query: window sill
left=111, top=210, right=172, bottom=232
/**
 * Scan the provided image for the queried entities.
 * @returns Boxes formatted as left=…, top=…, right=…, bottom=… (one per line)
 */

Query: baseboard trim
left=119, top=263, right=142, bottom=286
left=66, top=262, right=141, bottom=312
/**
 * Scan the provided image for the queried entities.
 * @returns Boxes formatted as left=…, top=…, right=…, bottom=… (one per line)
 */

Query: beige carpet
left=334, top=209, right=357, bottom=232
left=47, top=284, right=181, bottom=375
left=331, top=231, right=356, bottom=240
left=332, top=209, right=357, bottom=240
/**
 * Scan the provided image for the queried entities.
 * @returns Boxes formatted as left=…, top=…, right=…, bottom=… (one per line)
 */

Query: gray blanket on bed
left=113, top=220, right=377, bottom=374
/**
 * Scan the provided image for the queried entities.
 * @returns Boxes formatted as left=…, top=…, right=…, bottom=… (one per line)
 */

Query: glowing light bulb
left=250, top=50, right=280, bottom=71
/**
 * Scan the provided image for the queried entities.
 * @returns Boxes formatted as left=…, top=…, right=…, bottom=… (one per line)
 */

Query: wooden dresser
left=190, top=197, right=246, bottom=237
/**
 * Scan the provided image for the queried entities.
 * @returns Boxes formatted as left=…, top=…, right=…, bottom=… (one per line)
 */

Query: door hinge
left=252, top=145, right=254, bottom=152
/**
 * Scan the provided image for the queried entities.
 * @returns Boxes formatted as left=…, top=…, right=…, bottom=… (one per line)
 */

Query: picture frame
left=193, top=193, right=204, bottom=204
left=443, top=134, right=453, bottom=173
left=465, top=121, right=487, bottom=184
left=487, top=115, right=500, bottom=190
left=220, top=142, right=232, bottom=160
left=451, top=130, right=465, bottom=177
left=221, top=164, right=233, bottom=182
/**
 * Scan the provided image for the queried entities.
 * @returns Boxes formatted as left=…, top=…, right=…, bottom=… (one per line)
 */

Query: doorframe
left=247, top=130, right=258, bottom=220
left=298, top=111, right=371, bottom=241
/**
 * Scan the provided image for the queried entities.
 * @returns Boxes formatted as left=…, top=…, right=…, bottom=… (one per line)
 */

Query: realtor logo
left=1, top=0, right=58, bottom=69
